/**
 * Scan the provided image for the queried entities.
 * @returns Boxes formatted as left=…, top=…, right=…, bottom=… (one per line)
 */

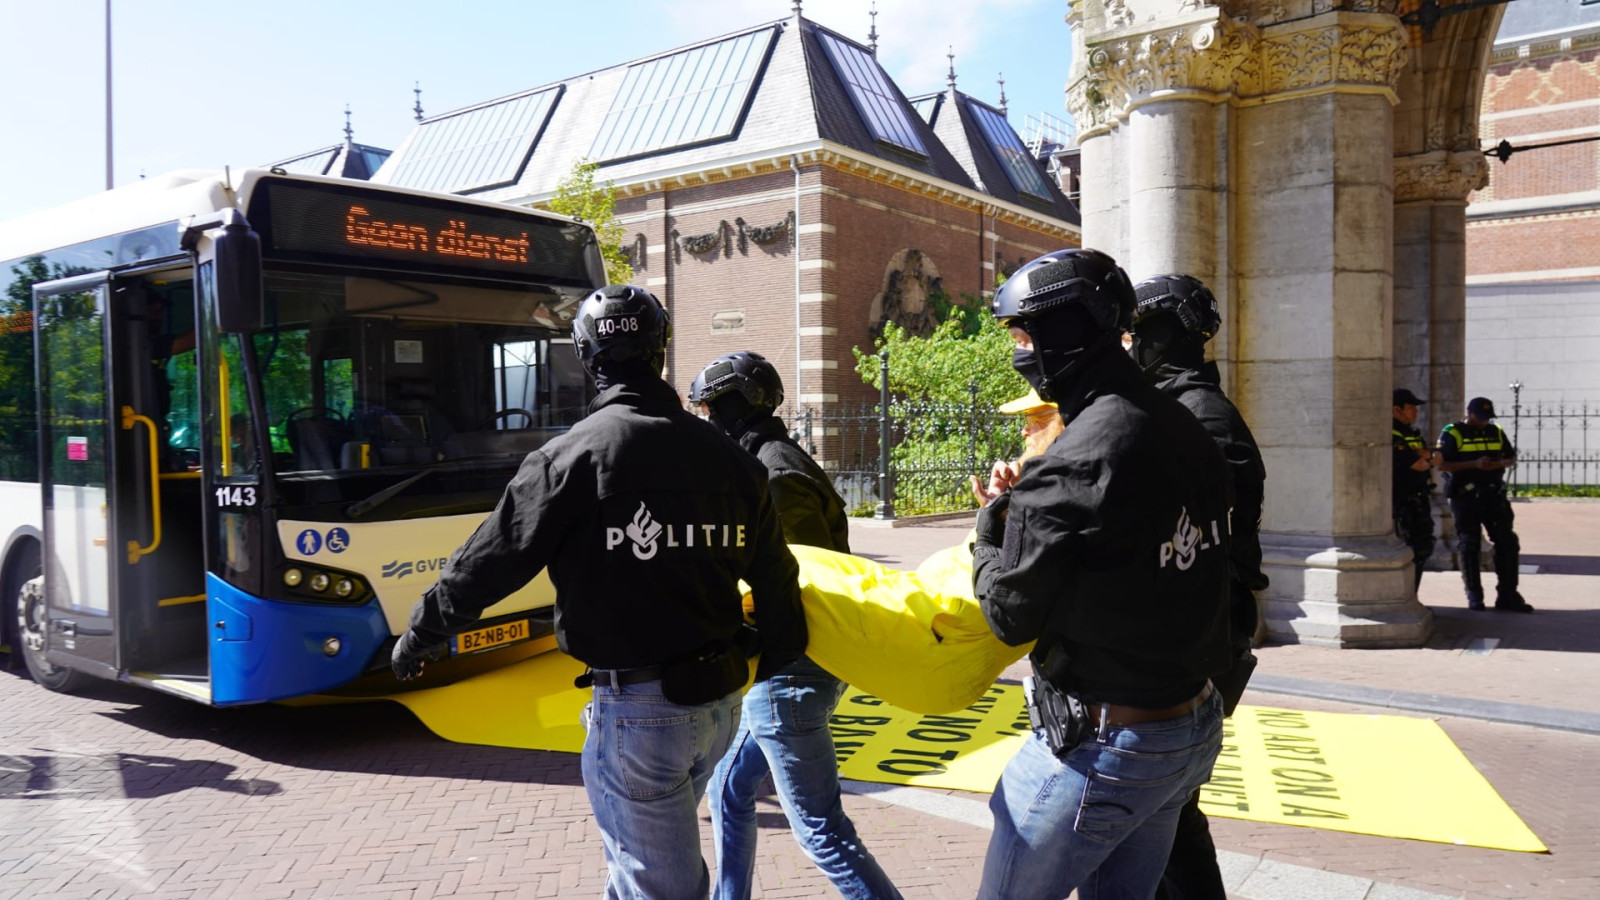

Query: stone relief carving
left=1066, top=15, right=1408, bottom=134
left=675, top=221, right=733, bottom=259
left=1104, top=0, right=1136, bottom=29
left=1393, top=149, right=1489, bottom=203
left=868, top=249, right=944, bottom=339
left=666, top=214, right=795, bottom=263
left=734, top=211, right=795, bottom=252
left=625, top=233, right=647, bottom=271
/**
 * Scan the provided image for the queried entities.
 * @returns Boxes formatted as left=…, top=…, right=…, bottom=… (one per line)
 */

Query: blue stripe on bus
left=207, top=572, right=390, bottom=706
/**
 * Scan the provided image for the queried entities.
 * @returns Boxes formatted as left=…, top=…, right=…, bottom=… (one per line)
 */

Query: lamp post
left=875, top=348, right=895, bottom=521
left=1509, top=380, right=1522, bottom=497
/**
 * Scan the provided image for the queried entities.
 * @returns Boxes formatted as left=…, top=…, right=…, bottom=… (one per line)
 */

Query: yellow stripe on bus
left=157, top=594, right=206, bottom=608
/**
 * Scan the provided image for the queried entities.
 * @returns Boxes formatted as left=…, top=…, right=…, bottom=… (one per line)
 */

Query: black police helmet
left=688, top=351, right=784, bottom=411
left=572, top=284, right=671, bottom=369
left=992, top=248, right=1134, bottom=340
left=1131, top=275, right=1221, bottom=342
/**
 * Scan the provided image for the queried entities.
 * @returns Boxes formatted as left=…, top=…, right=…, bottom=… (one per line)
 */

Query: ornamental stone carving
left=1393, top=149, right=1489, bottom=203
left=1066, top=9, right=1408, bottom=136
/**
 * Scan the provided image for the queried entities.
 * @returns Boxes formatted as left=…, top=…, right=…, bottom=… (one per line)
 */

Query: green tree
left=545, top=158, right=633, bottom=284
left=854, top=293, right=1025, bottom=408
left=853, top=293, right=1029, bottom=514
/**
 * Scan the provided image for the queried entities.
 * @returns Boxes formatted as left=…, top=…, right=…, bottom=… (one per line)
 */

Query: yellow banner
left=365, top=651, right=1544, bottom=854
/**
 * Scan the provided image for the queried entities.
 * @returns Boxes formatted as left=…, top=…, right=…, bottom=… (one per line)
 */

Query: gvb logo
left=381, top=557, right=450, bottom=580
left=1158, top=506, right=1223, bottom=570
left=606, top=501, right=746, bottom=560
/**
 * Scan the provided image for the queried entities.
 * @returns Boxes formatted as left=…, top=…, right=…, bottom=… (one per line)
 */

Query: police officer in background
left=973, top=250, right=1232, bottom=899
left=1392, top=388, right=1436, bottom=593
left=1129, top=274, right=1267, bottom=900
left=690, top=351, right=901, bottom=900
left=392, top=285, right=808, bottom=898
left=1436, top=397, right=1532, bottom=613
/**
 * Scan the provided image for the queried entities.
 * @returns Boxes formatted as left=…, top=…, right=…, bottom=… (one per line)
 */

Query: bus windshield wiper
left=345, top=466, right=442, bottom=519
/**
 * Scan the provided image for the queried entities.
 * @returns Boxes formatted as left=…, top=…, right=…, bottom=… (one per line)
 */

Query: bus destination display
left=250, top=180, right=595, bottom=284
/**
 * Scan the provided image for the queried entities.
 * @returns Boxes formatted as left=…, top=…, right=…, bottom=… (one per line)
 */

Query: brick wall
left=615, top=161, right=1077, bottom=413
left=1467, top=44, right=1600, bottom=280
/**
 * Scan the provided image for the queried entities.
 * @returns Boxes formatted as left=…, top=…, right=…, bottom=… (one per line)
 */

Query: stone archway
left=1066, top=0, right=1507, bottom=647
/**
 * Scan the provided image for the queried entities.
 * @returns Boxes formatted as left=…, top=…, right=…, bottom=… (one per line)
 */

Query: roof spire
left=998, top=73, right=1008, bottom=117
left=868, top=2, right=879, bottom=56
left=946, top=46, right=957, bottom=92
left=343, top=104, right=354, bottom=142
left=792, top=0, right=802, bottom=15
left=413, top=82, right=424, bottom=122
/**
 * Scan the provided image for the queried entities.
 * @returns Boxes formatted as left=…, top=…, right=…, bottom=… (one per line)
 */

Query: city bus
left=0, top=169, right=605, bottom=704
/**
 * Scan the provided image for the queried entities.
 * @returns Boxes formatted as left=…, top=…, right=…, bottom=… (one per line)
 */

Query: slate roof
left=372, top=13, right=1074, bottom=228
left=269, top=141, right=391, bottom=180
left=911, top=88, right=1079, bottom=224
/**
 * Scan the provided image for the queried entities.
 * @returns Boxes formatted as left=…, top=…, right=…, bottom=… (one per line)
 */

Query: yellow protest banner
left=365, top=651, right=1544, bottom=854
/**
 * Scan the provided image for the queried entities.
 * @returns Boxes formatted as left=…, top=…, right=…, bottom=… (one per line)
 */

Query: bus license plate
left=453, top=620, right=531, bottom=656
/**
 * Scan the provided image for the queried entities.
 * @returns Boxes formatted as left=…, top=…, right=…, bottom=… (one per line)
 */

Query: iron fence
left=788, top=388, right=1023, bottom=518
left=1506, top=387, right=1599, bottom=494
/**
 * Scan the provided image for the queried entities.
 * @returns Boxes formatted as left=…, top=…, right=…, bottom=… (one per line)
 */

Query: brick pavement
left=0, top=500, right=1593, bottom=899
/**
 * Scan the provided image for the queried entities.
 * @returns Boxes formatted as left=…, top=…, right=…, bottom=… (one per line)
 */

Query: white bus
left=0, top=169, right=604, bottom=704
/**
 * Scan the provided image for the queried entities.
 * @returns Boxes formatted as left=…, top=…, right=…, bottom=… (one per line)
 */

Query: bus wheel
left=15, top=572, right=80, bottom=694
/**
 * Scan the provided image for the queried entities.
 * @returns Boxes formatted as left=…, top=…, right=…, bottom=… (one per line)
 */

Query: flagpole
left=105, top=0, right=114, bottom=190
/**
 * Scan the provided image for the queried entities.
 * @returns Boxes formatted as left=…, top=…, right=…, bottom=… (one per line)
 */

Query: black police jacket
left=1392, top=419, right=1433, bottom=502
left=739, top=417, right=852, bottom=554
left=974, top=347, right=1233, bottom=708
left=1153, top=362, right=1268, bottom=595
left=405, top=378, right=807, bottom=671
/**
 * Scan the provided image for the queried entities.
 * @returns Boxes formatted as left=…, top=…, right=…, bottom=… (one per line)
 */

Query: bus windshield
left=236, top=268, right=590, bottom=517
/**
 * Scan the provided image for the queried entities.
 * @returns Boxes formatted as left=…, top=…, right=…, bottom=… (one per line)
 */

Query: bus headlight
left=277, top=565, right=370, bottom=604
left=322, top=636, right=342, bottom=657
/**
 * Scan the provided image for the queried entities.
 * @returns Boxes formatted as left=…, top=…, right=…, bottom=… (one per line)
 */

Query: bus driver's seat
left=285, top=409, right=347, bottom=471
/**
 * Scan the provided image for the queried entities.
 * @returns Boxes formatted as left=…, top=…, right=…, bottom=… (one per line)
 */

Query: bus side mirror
left=214, top=219, right=263, bottom=333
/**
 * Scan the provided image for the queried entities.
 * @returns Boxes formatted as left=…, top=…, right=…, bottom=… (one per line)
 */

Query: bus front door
left=32, top=273, right=120, bottom=682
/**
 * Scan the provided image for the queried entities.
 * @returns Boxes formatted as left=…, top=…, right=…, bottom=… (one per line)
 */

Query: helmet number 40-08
left=596, top=316, right=639, bottom=335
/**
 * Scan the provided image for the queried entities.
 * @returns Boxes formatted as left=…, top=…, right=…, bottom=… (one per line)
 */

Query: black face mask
left=1013, top=348, right=1059, bottom=403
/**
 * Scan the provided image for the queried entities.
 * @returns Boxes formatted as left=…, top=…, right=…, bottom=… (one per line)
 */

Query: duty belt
left=575, top=665, right=663, bottom=689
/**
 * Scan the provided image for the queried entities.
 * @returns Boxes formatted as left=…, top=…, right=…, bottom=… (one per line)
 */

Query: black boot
left=1495, top=591, right=1534, bottom=613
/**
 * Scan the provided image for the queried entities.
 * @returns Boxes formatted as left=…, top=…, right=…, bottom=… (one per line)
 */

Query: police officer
left=974, top=250, right=1232, bottom=899
left=1436, top=397, right=1531, bottom=613
left=391, top=285, right=808, bottom=898
left=1130, top=274, right=1267, bottom=900
left=1392, top=388, right=1436, bottom=593
left=691, top=351, right=901, bottom=900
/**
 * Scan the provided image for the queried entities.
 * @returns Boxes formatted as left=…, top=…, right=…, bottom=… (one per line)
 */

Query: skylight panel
left=967, top=99, right=1054, bottom=200
left=590, top=27, right=777, bottom=162
left=910, top=94, right=942, bottom=126
left=383, top=86, right=562, bottom=194
left=816, top=30, right=927, bottom=156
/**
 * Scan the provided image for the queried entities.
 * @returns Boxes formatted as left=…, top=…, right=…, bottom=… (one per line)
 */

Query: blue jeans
left=581, top=678, right=741, bottom=900
left=979, top=688, right=1224, bottom=900
left=708, top=656, right=902, bottom=900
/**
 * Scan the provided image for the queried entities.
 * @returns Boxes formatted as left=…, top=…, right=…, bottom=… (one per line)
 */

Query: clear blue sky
left=0, top=0, right=1074, bottom=222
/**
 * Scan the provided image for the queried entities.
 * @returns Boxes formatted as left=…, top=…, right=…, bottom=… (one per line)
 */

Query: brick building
left=1465, top=0, right=1600, bottom=407
left=371, top=11, right=1079, bottom=411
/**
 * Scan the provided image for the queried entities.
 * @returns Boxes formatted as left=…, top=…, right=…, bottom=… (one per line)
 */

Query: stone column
left=1393, top=149, right=1488, bottom=568
left=1069, top=3, right=1434, bottom=646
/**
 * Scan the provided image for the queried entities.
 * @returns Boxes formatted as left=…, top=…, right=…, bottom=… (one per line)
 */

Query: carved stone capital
left=1393, top=149, right=1489, bottom=203
left=1067, top=10, right=1408, bottom=135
